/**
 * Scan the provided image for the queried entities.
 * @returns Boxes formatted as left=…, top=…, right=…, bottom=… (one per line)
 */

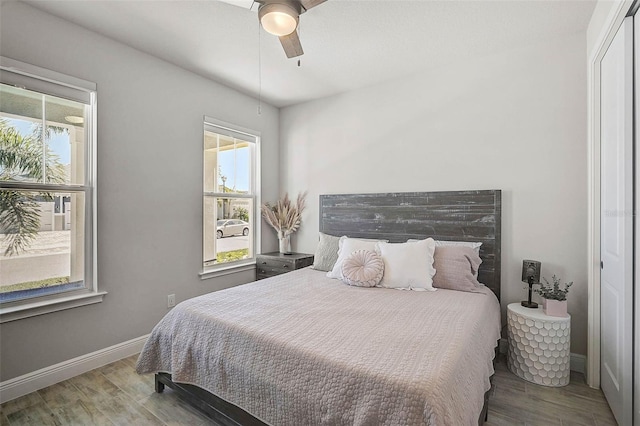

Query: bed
left=136, top=190, right=502, bottom=426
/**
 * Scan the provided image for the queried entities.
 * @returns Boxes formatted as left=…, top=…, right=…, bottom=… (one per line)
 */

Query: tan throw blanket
left=137, top=268, right=501, bottom=425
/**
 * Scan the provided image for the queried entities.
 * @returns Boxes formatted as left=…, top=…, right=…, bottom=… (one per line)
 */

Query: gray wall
left=280, top=33, right=589, bottom=355
left=0, top=2, right=279, bottom=381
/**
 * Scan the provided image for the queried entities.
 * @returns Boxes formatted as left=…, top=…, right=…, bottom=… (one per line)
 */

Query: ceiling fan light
left=259, top=3, right=298, bottom=37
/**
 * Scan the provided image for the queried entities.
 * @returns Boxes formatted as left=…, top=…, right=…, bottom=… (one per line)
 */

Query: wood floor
left=0, top=353, right=617, bottom=426
left=487, top=355, right=616, bottom=426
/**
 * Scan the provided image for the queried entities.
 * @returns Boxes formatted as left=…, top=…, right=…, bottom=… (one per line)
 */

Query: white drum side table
left=507, top=302, right=571, bottom=387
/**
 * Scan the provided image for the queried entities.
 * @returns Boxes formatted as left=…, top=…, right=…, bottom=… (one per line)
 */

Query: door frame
left=587, top=0, right=635, bottom=388
left=636, top=11, right=640, bottom=421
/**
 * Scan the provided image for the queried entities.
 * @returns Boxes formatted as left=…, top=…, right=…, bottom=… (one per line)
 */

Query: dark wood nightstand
left=256, top=252, right=314, bottom=280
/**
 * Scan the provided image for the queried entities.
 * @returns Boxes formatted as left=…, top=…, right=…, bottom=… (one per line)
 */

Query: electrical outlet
left=167, top=294, right=175, bottom=308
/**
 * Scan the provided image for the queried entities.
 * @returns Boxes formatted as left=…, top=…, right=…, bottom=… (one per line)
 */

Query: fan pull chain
left=297, top=21, right=301, bottom=67
left=257, top=19, right=262, bottom=116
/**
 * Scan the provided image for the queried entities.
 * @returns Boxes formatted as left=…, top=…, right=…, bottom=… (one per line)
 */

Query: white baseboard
left=0, top=334, right=149, bottom=404
left=499, top=338, right=586, bottom=375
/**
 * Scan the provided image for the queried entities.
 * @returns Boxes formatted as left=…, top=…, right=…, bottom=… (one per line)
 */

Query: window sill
left=0, top=291, right=107, bottom=323
left=199, top=261, right=256, bottom=280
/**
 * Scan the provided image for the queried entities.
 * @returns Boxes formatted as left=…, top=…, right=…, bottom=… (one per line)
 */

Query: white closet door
left=635, top=12, right=640, bottom=426
left=600, top=16, right=633, bottom=426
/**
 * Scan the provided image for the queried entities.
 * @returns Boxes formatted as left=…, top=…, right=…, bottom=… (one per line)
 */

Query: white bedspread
left=136, top=267, right=501, bottom=425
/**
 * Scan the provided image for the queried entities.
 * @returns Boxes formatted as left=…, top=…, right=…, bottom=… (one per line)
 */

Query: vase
left=278, top=234, right=292, bottom=254
left=543, top=299, right=568, bottom=317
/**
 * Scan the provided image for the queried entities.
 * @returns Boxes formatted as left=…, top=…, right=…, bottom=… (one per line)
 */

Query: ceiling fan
left=223, top=0, right=327, bottom=58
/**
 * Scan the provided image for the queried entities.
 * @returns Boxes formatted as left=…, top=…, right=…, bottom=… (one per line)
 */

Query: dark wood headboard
left=319, top=190, right=502, bottom=299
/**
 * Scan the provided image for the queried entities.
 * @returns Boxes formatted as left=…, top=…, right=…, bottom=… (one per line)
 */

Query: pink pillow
left=432, top=246, right=484, bottom=293
left=341, top=250, right=384, bottom=288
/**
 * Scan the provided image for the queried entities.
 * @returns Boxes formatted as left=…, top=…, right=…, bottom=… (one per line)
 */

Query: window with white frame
left=203, top=118, right=258, bottom=273
left=0, top=57, right=100, bottom=321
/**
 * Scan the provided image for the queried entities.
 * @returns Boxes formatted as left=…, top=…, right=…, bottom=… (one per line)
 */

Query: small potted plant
left=535, top=275, right=573, bottom=317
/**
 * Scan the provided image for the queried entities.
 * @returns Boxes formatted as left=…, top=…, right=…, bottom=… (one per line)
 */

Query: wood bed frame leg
left=155, top=374, right=165, bottom=393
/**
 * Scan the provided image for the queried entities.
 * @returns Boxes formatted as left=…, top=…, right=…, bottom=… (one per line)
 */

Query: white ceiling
left=22, top=0, right=596, bottom=108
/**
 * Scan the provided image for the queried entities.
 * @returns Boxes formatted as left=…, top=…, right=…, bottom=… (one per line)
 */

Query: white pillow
left=377, top=238, right=437, bottom=291
left=408, top=239, right=482, bottom=254
left=326, top=236, right=387, bottom=279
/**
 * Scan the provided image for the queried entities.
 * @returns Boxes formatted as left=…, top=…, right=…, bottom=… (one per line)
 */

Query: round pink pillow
left=341, top=249, right=384, bottom=287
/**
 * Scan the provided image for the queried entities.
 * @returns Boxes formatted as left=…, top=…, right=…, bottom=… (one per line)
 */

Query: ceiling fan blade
left=279, top=31, right=304, bottom=58
left=300, top=0, right=326, bottom=12
left=217, top=0, right=255, bottom=10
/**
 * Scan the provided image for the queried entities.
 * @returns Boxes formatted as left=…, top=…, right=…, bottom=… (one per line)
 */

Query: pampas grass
left=261, top=192, right=307, bottom=238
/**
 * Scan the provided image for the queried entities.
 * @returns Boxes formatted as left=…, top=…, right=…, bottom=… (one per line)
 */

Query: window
left=202, top=118, right=259, bottom=276
left=0, top=57, right=101, bottom=322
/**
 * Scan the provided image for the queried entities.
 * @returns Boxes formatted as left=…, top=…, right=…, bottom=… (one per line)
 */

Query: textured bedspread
left=136, top=267, right=501, bottom=425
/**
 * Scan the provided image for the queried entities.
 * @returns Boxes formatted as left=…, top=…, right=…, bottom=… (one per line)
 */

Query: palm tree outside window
left=0, top=57, right=99, bottom=317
